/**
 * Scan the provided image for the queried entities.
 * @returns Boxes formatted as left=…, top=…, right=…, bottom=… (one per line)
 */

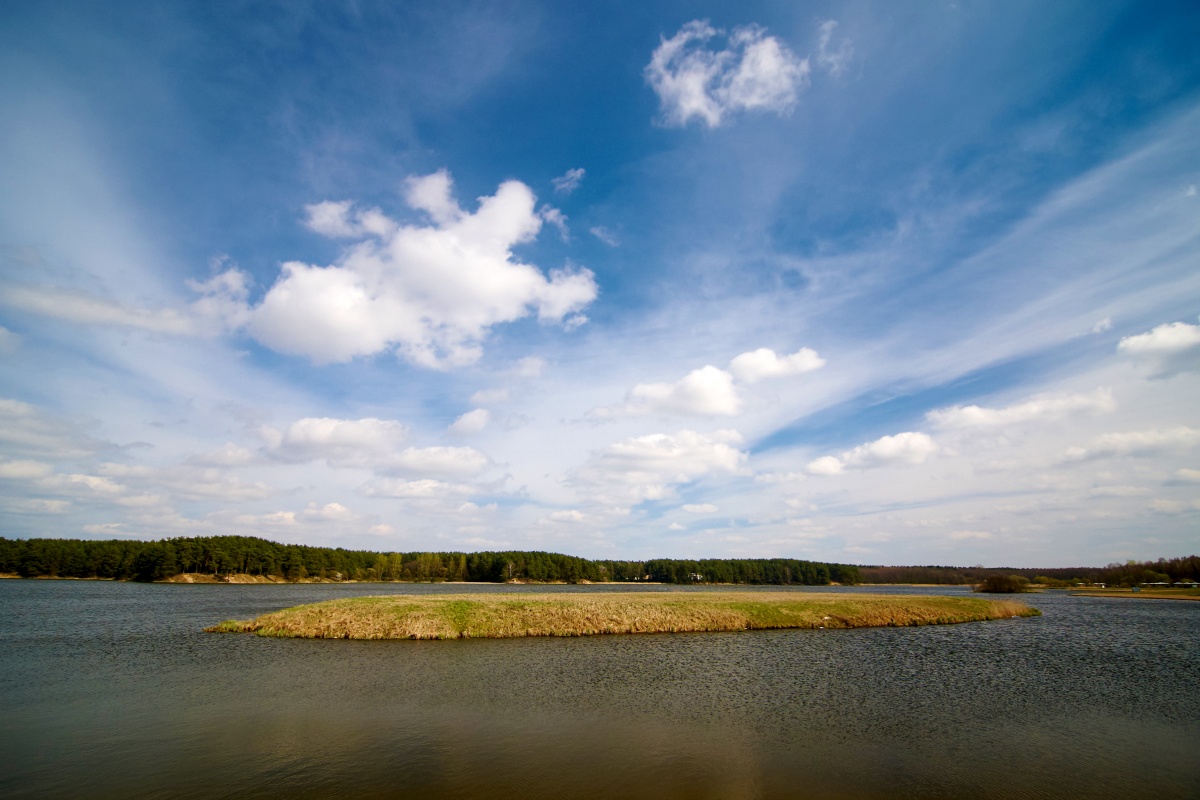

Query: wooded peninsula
left=2, top=535, right=1194, bottom=588
left=0, top=535, right=860, bottom=585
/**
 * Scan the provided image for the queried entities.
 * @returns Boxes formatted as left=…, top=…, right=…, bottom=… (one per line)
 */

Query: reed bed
left=207, top=591, right=1039, bottom=640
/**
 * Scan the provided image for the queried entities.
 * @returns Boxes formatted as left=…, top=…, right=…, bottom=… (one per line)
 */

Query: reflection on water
left=1, top=581, right=1197, bottom=798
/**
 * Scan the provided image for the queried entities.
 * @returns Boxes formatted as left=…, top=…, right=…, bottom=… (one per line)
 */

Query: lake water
left=1, top=581, right=1197, bottom=799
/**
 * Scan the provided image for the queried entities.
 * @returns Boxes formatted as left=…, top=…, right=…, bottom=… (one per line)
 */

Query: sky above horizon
left=1, top=1, right=1199, bottom=567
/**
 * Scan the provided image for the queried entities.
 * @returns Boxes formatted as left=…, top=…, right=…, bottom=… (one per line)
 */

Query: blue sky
left=2, top=1, right=1199, bottom=566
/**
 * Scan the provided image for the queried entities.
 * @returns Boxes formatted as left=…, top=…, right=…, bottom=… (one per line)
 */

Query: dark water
left=1, top=581, right=1197, bottom=799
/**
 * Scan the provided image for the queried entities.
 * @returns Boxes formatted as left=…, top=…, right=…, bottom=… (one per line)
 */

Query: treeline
left=861, top=555, right=1200, bottom=587
left=0, top=536, right=861, bottom=585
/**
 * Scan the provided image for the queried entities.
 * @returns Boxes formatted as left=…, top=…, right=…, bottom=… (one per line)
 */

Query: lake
left=1, top=581, right=1197, bottom=799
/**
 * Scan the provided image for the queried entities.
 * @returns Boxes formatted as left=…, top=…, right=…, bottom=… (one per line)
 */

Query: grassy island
left=207, top=591, right=1039, bottom=640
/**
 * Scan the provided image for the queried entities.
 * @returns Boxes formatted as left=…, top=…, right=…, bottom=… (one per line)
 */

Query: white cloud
left=948, top=530, right=993, bottom=540
left=728, top=347, right=824, bottom=383
left=0, top=459, right=54, bottom=479
left=449, top=408, right=490, bottom=435
left=1088, top=485, right=1151, bottom=498
left=1, top=285, right=195, bottom=334
left=514, top=356, right=547, bottom=378
left=594, top=366, right=742, bottom=418
left=928, top=388, right=1115, bottom=429
left=805, top=456, right=843, bottom=476
left=1092, top=317, right=1113, bottom=334
left=667, top=522, right=686, bottom=531
left=1067, top=427, right=1200, bottom=460
left=0, top=325, right=20, bottom=354
left=1148, top=498, right=1198, bottom=515
left=0, top=398, right=108, bottom=460
left=470, top=388, right=510, bottom=406
left=682, top=503, right=718, bottom=513
left=547, top=509, right=586, bottom=523
left=1175, top=468, right=1200, bottom=483
left=1118, top=320, right=1200, bottom=354
left=5, top=498, right=70, bottom=514
left=302, top=502, right=356, bottom=521
left=540, top=205, right=569, bottom=241
left=589, top=226, right=619, bottom=247
left=188, top=443, right=257, bottom=467
left=267, top=417, right=409, bottom=468
left=358, top=478, right=475, bottom=499
left=249, top=170, right=598, bottom=368
left=815, top=20, right=853, bottom=76
left=1117, top=319, right=1200, bottom=377
left=576, top=429, right=748, bottom=506
left=552, top=168, right=585, bottom=195
left=391, top=446, right=491, bottom=478
left=645, top=20, right=810, bottom=128
left=808, top=431, right=938, bottom=475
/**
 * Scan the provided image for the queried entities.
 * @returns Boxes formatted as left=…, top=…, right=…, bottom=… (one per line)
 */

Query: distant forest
left=860, top=556, right=1200, bottom=587
left=0, top=535, right=862, bottom=585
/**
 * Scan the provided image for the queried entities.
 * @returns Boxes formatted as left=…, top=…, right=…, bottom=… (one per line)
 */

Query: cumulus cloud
left=552, top=168, right=585, bottom=194
left=593, top=366, right=741, bottom=418
left=1066, top=427, right=1200, bottom=460
left=928, top=388, right=1115, bottom=429
left=513, top=356, right=547, bottom=378
left=815, top=20, right=853, bottom=76
left=645, top=20, right=809, bottom=127
left=249, top=170, right=598, bottom=368
left=575, top=429, right=748, bottom=506
left=807, top=432, right=938, bottom=475
left=449, top=408, right=490, bottom=435
left=358, top=478, right=476, bottom=499
left=1118, top=319, right=1200, bottom=376
left=265, top=417, right=409, bottom=467
left=1118, top=320, right=1200, bottom=354
left=682, top=503, right=718, bottom=513
left=728, top=347, right=824, bottom=383
left=470, top=388, right=510, bottom=406
left=0, top=459, right=54, bottom=479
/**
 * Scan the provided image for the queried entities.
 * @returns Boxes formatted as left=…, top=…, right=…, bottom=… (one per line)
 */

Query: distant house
left=1141, top=582, right=1172, bottom=587
left=1174, top=580, right=1199, bottom=588
left=689, top=573, right=704, bottom=582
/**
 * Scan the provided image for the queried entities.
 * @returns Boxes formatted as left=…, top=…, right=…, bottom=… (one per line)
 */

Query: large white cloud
left=248, top=170, right=597, bottom=368
left=728, top=347, right=824, bottom=383
left=628, top=365, right=742, bottom=416
left=265, top=417, right=409, bottom=467
left=1118, top=320, right=1200, bottom=354
left=575, top=429, right=748, bottom=505
left=1118, top=319, right=1200, bottom=376
left=645, top=20, right=809, bottom=128
left=928, top=388, right=1115, bottom=429
left=807, top=431, right=938, bottom=475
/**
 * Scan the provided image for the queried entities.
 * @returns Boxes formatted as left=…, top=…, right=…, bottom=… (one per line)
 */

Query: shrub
left=974, top=574, right=1030, bottom=593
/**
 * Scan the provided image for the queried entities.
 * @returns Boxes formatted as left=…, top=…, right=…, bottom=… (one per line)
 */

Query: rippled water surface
left=1, top=581, right=1198, bottom=799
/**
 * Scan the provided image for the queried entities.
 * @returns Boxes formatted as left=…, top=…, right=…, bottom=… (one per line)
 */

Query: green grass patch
left=206, top=591, right=1039, bottom=640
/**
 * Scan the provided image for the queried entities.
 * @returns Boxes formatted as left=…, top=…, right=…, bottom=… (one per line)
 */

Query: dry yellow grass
left=207, top=591, right=1039, bottom=640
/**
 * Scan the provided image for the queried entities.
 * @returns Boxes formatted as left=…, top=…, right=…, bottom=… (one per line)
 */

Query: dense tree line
left=0, top=536, right=860, bottom=585
left=860, top=555, right=1200, bottom=587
